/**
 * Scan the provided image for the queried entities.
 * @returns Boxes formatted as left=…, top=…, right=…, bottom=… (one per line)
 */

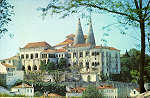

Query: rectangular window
left=79, top=52, right=83, bottom=57
left=30, top=54, right=33, bottom=59
left=26, top=54, right=29, bottom=59
left=21, top=54, right=24, bottom=59
left=86, top=51, right=89, bottom=56
left=35, top=53, right=38, bottom=58
left=96, top=52, right=99, bottom=55
left=56, top=54, right=58, bottom=57
left=9, top=60, right=11, bottom=63
left=42, top=54, right=44, bottom=58
left=92, top=52, right=95, bottom=56
left=68, top=54, right=71, bottom=58
left=73, top=52, right=76, bottom=58
left=48, top=54, right=55, bottom=58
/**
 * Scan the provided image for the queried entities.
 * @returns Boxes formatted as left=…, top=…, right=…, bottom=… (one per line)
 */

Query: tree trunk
left=139, top=19, right=146, bottom=93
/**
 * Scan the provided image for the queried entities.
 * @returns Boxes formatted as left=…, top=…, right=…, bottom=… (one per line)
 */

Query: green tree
left=58, top=58, right=67, bottom=69
left=82, top=85, right=102, bottom=98
left=40, top=61, right=56, bottom=72
left=0, top=0, right=14, bottom=38
left=50, top=70, right=64, bottom=83
left=47, top=62, right=56, bottom=71
left=39, top=60, right=47, bottom=72
left=34, top=91, right=43, bottom=97
left=113, top=48, right=150, bottom=83
left=32, top=81, right=66, bottom=96
left=40, top=0, right=150, bottom=93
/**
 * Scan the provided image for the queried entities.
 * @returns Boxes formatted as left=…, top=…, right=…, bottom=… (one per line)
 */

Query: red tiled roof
left=97, top=85, right=115, bottom=89
left=73, top=43, right=91, bottom=47
left=136, top=88, right=140, bottom=92
left=55, top=39, right=73, bottom=47
left=48, top=93, right=61, bottom=96
left=69, top=87, right=86, bottom=93
left=4, top=55, right=19, bottom=60
left=95, top=46, right=120, bottom=51
left=42, top=49, right=56, bottom=53
left=24, top=41, right=51, bottom=48
left=56, top=48, right=66, bottom=52
left=1, top=63, right=16, bottom=68
left=13, top=84, right=33, bottom=88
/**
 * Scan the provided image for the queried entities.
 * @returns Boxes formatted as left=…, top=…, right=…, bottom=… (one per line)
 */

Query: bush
left=82, top=85, right=102, bottom=98
left=0, top=93, right=25, bottom=97
left=34, top=91, right=43, bottom=97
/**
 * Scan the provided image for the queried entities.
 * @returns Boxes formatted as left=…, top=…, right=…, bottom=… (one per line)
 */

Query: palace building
left=2, top=18, right=120, bottom=81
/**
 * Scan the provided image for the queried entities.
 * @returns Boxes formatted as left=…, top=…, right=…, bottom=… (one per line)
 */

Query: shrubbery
left=0, top=93, right=25, bottom=97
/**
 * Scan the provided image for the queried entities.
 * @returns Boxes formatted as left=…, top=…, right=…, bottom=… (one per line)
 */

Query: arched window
left=22, top=66, right=25, bottom=71
left=28, top=65, right=31, bottom=71
left=33, top=65, right=37, bottom=70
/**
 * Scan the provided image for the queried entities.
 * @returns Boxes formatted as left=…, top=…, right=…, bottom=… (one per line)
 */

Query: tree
left=32, top=81, right=66, bottom=96
left=40, top=61, right=56, bottom=72
left=40, top=0, right=150, bottom=93
left=0, top=0, right=14, bottom=38
left=82, top=85, right=102, bottom=98
left=50, top=70, right=64, bottom=83
left=58, top=58, right=67, bottom=69
left=112, top=48, right=150, bottom=83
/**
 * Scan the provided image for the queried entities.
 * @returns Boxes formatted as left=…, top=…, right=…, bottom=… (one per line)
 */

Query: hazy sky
left=0, top=0, right=140, bottom=60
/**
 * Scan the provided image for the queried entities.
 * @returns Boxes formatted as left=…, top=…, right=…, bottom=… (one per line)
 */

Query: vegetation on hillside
left=82, top=85, right=102, bottom=98
left=111, top=48, right=150, bottom=83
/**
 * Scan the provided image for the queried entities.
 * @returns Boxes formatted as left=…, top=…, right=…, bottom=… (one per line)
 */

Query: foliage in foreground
left=82, top=85, right=102, bottom=98
left=0, top=93, right=25, bottom=97
left=12, top=80, right=66, bottom=96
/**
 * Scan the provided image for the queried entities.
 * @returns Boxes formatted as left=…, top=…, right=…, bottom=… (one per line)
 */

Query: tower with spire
left=74, top=18, right=85, bottom=45
left=86, top=19, right=96, bottom=47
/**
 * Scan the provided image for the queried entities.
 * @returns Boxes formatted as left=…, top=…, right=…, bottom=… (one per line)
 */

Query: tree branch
left=134, top=0, right=140, bottom=9
left=144, top=0, right=150, bottom=19
left=145, top=14, right=150, bottom=21
left=139, top=0, right=142, bottom=9
left=79, top=3, right=140, bottom=22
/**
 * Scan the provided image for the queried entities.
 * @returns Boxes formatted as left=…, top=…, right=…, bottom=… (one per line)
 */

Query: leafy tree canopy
left=82, top=85, right=102, bottom=98
left=58, top=58, right=67, bottom=69
left=112, top=48, right=150, bottom=83
left=0, top=0, right=14, bottom=38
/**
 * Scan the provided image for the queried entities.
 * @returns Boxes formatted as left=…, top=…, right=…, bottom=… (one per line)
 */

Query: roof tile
left=13, top=84, right=33, bottom=88
left=24, top=41, right=51, bottom=48
left=1, top=63, right=16, bottom=68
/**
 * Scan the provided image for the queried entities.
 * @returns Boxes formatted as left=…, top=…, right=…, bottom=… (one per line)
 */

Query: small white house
left=129, top=88, right=140, bottom=97
left=11, top=83, right=34, bottom=96
left=97, top=85, right=118, bottom=98
left=0, top=63, right=24, bottom=86
left=66, top=87, right=86, bottom=97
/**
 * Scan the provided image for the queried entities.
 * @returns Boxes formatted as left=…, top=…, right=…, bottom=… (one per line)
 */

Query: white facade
left=129, top=88, right=140, bottom=97
left=68, top=45, right=120, bottom=81
left=11, top=83, right=34, bottom=96
left=81, top=73, right=98, bottom=82
left=0, top=63, right=24, bottom=86
left=66, top=93, right=82, bottom=97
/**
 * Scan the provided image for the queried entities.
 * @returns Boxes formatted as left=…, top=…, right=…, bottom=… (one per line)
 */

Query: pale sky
left=0, top=0, right=140, bottom=60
